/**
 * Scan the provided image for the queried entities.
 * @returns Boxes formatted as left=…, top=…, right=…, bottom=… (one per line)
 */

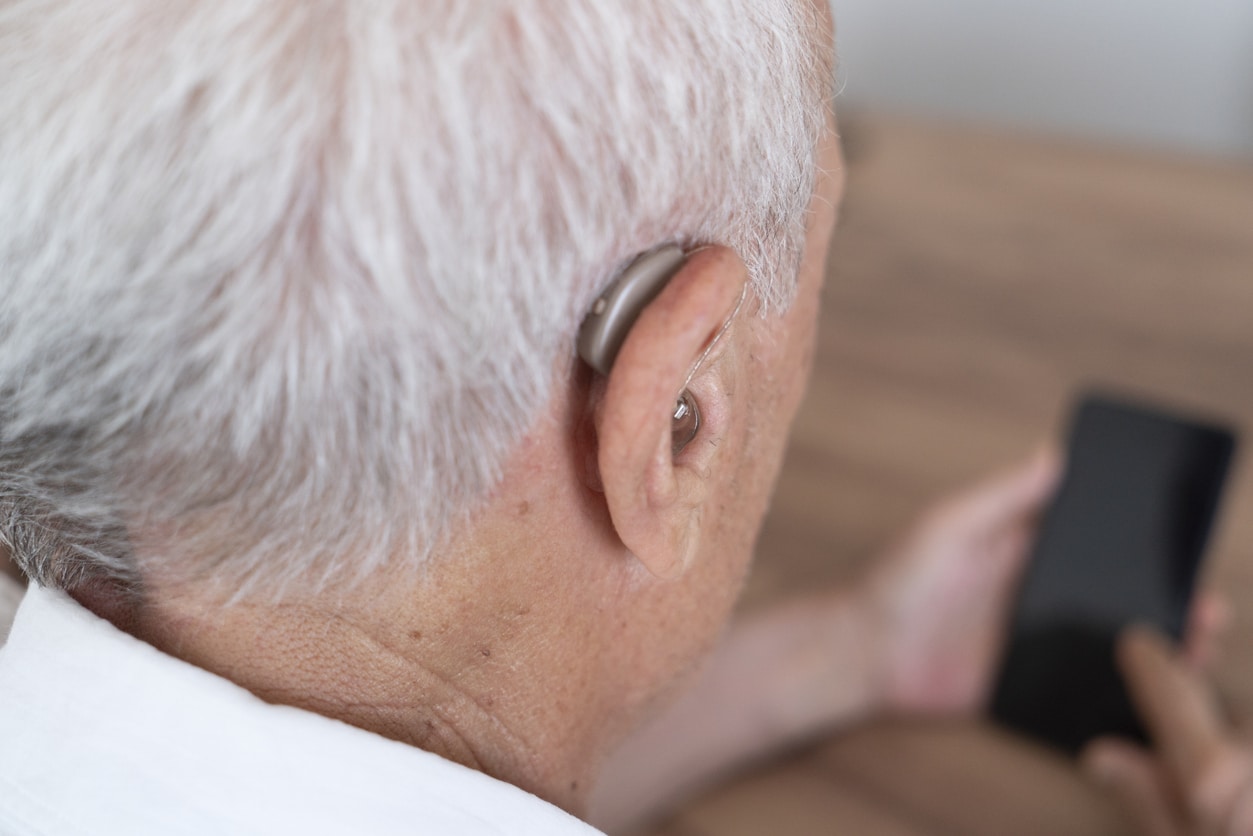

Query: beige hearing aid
left=577, top=245, right=701, bottom=456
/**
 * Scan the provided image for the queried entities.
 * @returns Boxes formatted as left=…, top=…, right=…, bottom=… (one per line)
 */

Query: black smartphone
left=990, top=392, right=1238, bottom=755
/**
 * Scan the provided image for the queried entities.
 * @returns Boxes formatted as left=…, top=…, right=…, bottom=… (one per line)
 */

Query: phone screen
left=990, top=393, right=1237, bottom=754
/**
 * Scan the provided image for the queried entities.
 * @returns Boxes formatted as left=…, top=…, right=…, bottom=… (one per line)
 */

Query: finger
left=1184, top=593, right=1231, bottom=672
left=1231, top=787, right=1253, bottom=836
left=1120, top=628, right=1228, bottom=778
left=986, top=519, right=1032, bottom=573
left=1119, top=627, right=1253, bottom=830
left=956, top=445, right=1063, bottom=528
left=1083, top=737, right=1185, bottom=836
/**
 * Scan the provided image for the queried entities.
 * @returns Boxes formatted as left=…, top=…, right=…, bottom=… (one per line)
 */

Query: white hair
left=0, top=0, right=832, bottom=600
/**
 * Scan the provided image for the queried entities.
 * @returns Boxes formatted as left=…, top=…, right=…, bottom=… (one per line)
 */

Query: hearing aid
left=577, top=245, right=702, bottom=456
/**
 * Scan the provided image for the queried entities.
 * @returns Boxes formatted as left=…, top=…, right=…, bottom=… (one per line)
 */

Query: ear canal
left=671, top=391, right=700, bottom=456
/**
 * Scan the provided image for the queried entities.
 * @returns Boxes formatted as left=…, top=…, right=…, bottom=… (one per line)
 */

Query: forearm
left=589, top=589, right=881, bottom=833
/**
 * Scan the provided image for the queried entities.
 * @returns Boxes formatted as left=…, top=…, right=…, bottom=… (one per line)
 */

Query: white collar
left=0, top=585, right=600, bottom=836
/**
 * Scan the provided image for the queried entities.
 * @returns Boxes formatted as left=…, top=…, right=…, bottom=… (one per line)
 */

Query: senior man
left=0, top=1, right=1244, bottom=834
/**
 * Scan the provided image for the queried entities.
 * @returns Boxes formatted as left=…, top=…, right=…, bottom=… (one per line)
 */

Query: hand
left=858, top=449, right=1061, bottom=714
left=1084, top=628, right=1253, bottom=836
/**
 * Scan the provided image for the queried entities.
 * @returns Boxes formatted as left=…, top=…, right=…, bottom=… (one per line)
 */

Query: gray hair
left=0, top=0, right=832, bottom=600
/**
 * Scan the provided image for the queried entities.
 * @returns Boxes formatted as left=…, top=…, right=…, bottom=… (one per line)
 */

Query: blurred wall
left=831, top=0, right=1253, bottom=158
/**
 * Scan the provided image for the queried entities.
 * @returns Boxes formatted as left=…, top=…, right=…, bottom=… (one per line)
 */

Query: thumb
left=957, top=445, right=1061, bottom=528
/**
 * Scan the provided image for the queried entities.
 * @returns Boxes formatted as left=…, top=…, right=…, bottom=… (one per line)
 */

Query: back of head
left=0, top=0, right=831, bottom=601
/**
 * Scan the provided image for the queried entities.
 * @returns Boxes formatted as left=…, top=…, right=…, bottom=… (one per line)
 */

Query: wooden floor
left=643, top=112, right=1253, bottom=835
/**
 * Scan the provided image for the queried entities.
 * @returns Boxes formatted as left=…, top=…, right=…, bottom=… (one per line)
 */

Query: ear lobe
left=590, top=247, right=747, bottom=581
left=600, top=409, right=700, bottom=582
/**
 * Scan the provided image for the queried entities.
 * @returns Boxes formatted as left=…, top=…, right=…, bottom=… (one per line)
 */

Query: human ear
left=589, top=246, right=747, bottom=580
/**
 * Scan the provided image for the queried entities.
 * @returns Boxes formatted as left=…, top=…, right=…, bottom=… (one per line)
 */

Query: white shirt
left=0, top=586, right=603, bottom=836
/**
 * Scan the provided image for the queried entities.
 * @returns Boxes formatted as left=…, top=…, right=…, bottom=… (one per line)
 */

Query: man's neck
left=119, top=554, right=616, bottom=816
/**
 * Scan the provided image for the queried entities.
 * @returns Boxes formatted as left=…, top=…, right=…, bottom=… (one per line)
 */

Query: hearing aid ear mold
left=671, top=391, right=701, bottom=456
